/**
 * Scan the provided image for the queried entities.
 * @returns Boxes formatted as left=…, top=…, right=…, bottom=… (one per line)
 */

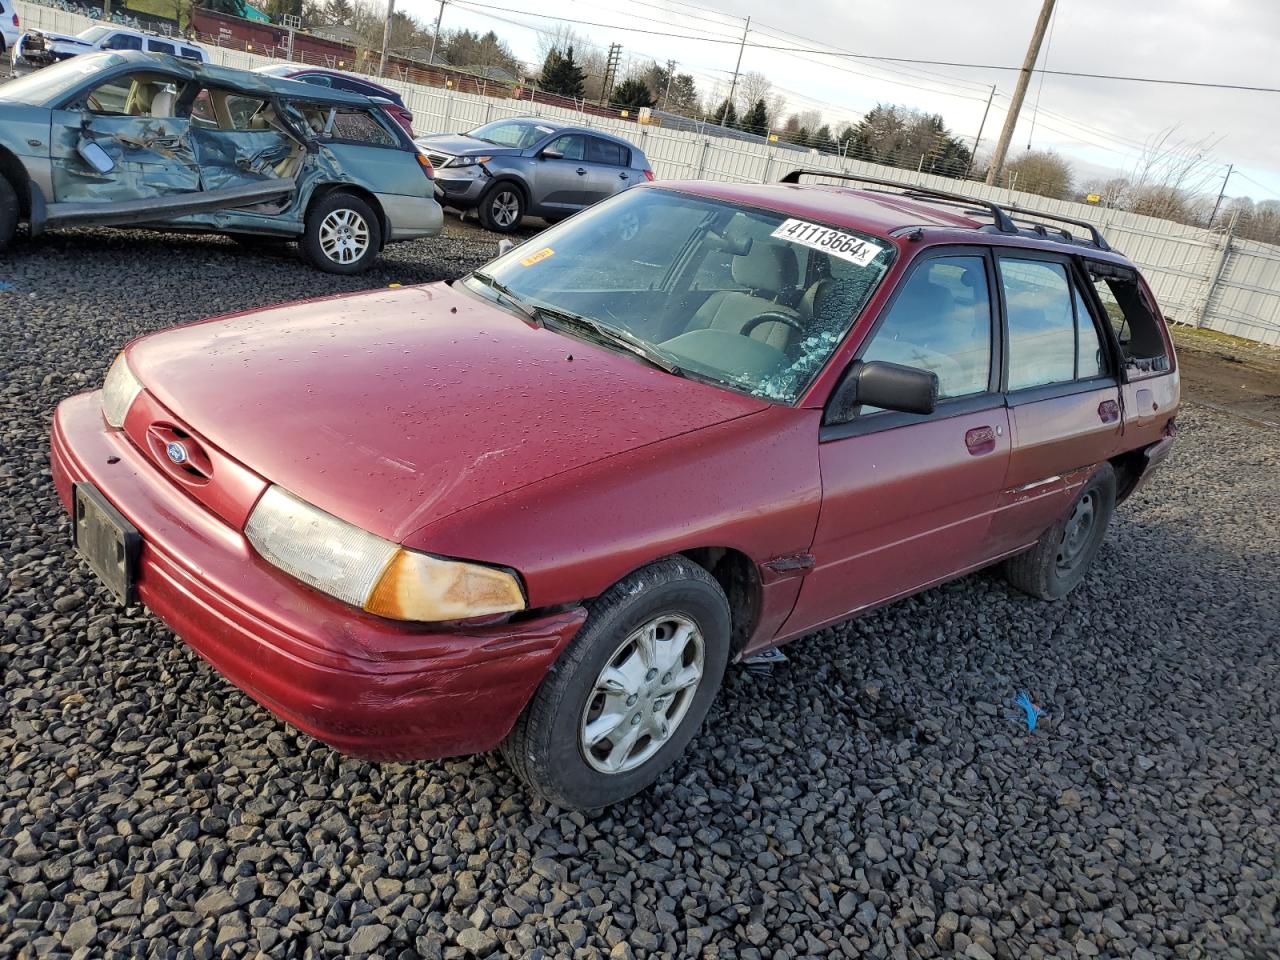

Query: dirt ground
left=1173, top=328, right=1280, bottom=426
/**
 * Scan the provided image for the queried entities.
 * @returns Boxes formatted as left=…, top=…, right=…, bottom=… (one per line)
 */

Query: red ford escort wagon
left=52, top=171, right=1179, bottom=809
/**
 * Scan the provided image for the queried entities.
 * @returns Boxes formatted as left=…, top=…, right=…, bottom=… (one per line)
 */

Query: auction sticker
left=771, top=219, right=884, bottom=267
left=520, top=246, right=555, bottom=267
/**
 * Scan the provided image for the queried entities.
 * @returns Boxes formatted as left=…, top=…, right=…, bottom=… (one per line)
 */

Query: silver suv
left=417, top=117, right=652, bottom=233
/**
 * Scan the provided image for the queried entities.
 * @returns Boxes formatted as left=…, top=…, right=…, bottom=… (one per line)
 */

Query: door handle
left=575, top=167, right=587, bottom=175
left=965, top=425, right=997, bottom=455
left=619, top=172, right=629, bottom=180
left=1098, top=399, right=1120, bottom=423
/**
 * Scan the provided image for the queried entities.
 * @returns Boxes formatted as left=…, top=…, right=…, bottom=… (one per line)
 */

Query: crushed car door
left=49, top=70, right=202, bottom=204
left=44, top=71, right=295, bottom=227
left=186, top=88, right=306, bottom=191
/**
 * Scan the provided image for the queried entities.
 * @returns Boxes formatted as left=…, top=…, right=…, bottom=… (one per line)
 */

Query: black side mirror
left=824, top=360, right=939, bottom=425
left=540, top=148, right=563, bottom=160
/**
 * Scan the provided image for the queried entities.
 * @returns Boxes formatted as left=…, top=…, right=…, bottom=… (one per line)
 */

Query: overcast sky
left=402, top=0, right=1280, bottom=201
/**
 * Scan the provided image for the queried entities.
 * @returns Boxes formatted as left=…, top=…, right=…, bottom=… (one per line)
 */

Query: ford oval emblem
left=166, top=441, right=188, bottom=465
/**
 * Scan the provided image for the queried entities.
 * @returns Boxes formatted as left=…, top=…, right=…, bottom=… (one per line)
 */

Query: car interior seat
left=150, top=86, right=178, bottom=118
left=689, top=242, right=802, bottom=350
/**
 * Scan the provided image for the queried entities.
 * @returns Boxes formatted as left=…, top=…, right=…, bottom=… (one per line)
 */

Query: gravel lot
left=1, top=225, right=1278, bottom=960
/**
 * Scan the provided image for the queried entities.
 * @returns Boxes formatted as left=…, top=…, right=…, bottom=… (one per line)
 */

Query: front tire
left=502, top=557, right=731, bottom=810
left=301, top=191, right=381, bottom=274
left=1004, top=463, right=1116, bottom=600
left=477, top=181, right=525, bottom=233
left=0, top=175, right=18, bottom=252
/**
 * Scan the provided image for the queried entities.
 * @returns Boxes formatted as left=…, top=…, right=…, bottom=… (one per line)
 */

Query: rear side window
left=1001, top=259, right=1076, bottom=389
left=861, top=255, right=993, bottom=401
left=180, top=47, right=203, bottom=61
left=588, top=137, right=629, bottom=166
left=327, top=108, right=397, bottom=146
left=300, top=74, right=333, bottom=87
left=1086, top=263, right=1169, bottom=374
left=148, top=40, right=175, bottom=55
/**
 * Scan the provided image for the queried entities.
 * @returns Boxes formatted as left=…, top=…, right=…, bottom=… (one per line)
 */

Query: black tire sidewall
left=523, top=566, right=730, bottom=809
left=479, top=182, right=524, bottom=233
left=301, top=192, right=381, bottom=274
left=0, top=176, right=18, bottom=251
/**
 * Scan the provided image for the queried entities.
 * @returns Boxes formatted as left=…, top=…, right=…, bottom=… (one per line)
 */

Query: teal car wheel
left=301, top=191, right=382, bottom=275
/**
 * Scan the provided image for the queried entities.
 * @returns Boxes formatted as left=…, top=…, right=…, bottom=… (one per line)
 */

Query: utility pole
left=599, top=43, right=622, bottom=107
left=378, top=0, right=395, bottom=77
left=985, top=0, right=1056, bottom=185
left=427, top=0, right=446, bottom=69
left=1209, top=163, right=1234, bottom=226
left=720, top=15, right=750, bottom=127
left=964, top=84, right=996, bottom=180
left=662, top=58, right=677, bottom=111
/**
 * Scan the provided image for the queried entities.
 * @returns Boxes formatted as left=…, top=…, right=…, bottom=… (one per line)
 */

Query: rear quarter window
left=588, top=138, right=629, bottom=166
left=1086, top=263, right=1170, bottom=375
left=327, top=108, right=398, bottom=147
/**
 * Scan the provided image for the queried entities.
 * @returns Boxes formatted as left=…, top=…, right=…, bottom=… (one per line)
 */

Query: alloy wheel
left=318, top=208, right=370, bottom=264
left=579, top=614, right=705, bottom=774
left=491, top=191, right=520, bottom=228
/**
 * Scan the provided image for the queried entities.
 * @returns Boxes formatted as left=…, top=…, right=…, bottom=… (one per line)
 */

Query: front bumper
left=431, top=171, right=490, bottom=209
left=50, top=391, right=586, bottom=761
left=374, top=192, right=444, bottom=241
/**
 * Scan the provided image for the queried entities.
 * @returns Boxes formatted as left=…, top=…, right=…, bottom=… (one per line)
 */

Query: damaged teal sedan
left=0, top=51, right=442, bottom=273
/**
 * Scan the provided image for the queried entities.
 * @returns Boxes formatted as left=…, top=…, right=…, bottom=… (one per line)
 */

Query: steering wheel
left=741, top=311, right=806, bottom=338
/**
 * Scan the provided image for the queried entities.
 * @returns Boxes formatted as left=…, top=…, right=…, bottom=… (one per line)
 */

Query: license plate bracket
left=73, top=482, right=140, bottom=605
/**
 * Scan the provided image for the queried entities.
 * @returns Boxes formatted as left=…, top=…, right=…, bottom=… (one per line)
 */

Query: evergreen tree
left=610, top=77, right=655, bottom=111
left=540, top=45, right=586, bottom=98
left=321, top=0, right=351, bottom=24
left=711, top=98, right=737, bottom=129
left=741, top=98, right=769, bottom=137
left=811, top=124, right=836, bottom=152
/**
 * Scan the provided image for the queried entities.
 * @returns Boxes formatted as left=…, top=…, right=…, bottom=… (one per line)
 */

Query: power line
left=452, top=1, right=1280, bottom=94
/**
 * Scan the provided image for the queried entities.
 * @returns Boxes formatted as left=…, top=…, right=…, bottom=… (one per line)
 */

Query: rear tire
left=1004, top=463, right=1116, bottom=600
left=501, top=557, right=730, bottom=810
left=477, top=181, right=525, bottom=233
left=0, top=175, right=18, bottom=253
left=301, top=191, right=381, bottom=274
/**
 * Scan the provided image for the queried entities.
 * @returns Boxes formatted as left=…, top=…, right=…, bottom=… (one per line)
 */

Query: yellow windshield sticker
left=520, top=247, right=555, bottom=267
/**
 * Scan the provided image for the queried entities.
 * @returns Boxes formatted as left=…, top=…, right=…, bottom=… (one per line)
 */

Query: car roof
left=254, top=64, right=396, bottom=93
left=105, top=50, right=375, bottom=106
left=493, top=116, right=641, bottom=150
left=657, top=179, right=1135, bottom=266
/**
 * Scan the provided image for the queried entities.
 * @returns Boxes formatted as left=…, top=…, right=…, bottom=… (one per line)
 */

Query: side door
left=781, top=249, right=1012, bottom=635
left=582, top=136, right=635, bottom=204
left=530, top=133, right=588, bottom=211
left=986, top=252, right=1123, bottom=554
left=186, top=88, right=303, bottom=192
left=48, top=68, right=201, bottom=205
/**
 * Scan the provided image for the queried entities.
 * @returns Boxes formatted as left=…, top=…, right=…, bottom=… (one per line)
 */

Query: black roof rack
left=779, top=169, right=1110, bottom=252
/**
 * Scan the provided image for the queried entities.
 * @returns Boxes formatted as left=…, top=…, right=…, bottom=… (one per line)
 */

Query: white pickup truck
left=17, top=24, right=207, bottom=65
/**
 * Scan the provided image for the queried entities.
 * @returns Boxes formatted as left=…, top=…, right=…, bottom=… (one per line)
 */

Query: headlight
left=448, top=155, right=491, bottom=168
left=101, top=352, right=143, bottom=428
left=244, top=486, right=526, bottom=622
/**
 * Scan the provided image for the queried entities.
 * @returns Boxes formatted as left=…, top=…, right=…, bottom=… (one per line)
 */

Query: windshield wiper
left=469, top=271, right=543, bottom=328
left=537, top=308, right=685, bottom=377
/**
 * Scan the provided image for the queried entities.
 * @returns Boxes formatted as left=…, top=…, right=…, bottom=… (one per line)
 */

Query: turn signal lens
left=415, top=151, right=434, bottom=178
left=365, top=550, right=525, bottom=621
left=101, top=352, right=143, bottom=429
left=643, top=168, right=655, bottom=182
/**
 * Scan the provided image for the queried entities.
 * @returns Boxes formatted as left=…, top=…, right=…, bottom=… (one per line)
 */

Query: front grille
left=425, top=152, right=451, bottom=168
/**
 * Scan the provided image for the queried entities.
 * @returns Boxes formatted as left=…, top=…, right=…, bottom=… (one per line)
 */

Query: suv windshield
left=467, top=188, right=894, bottom=403
left=0, top=53, right=125, bottom=105
left=77, top=26, right=114, bottom=43
left=466, top=119, right=555, bottom=149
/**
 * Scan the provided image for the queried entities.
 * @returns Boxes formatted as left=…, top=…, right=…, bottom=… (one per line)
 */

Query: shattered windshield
left=469, top=188, right=894, bottom=403
left=0, top=53, right=124, bottom=105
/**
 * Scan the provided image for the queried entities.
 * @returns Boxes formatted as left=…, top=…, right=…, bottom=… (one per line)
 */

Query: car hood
left=126, top=282, right=768, bottom=542
left=415, top=133, right=524, bottom=157
left=32, top=30, right=92, bottom=46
